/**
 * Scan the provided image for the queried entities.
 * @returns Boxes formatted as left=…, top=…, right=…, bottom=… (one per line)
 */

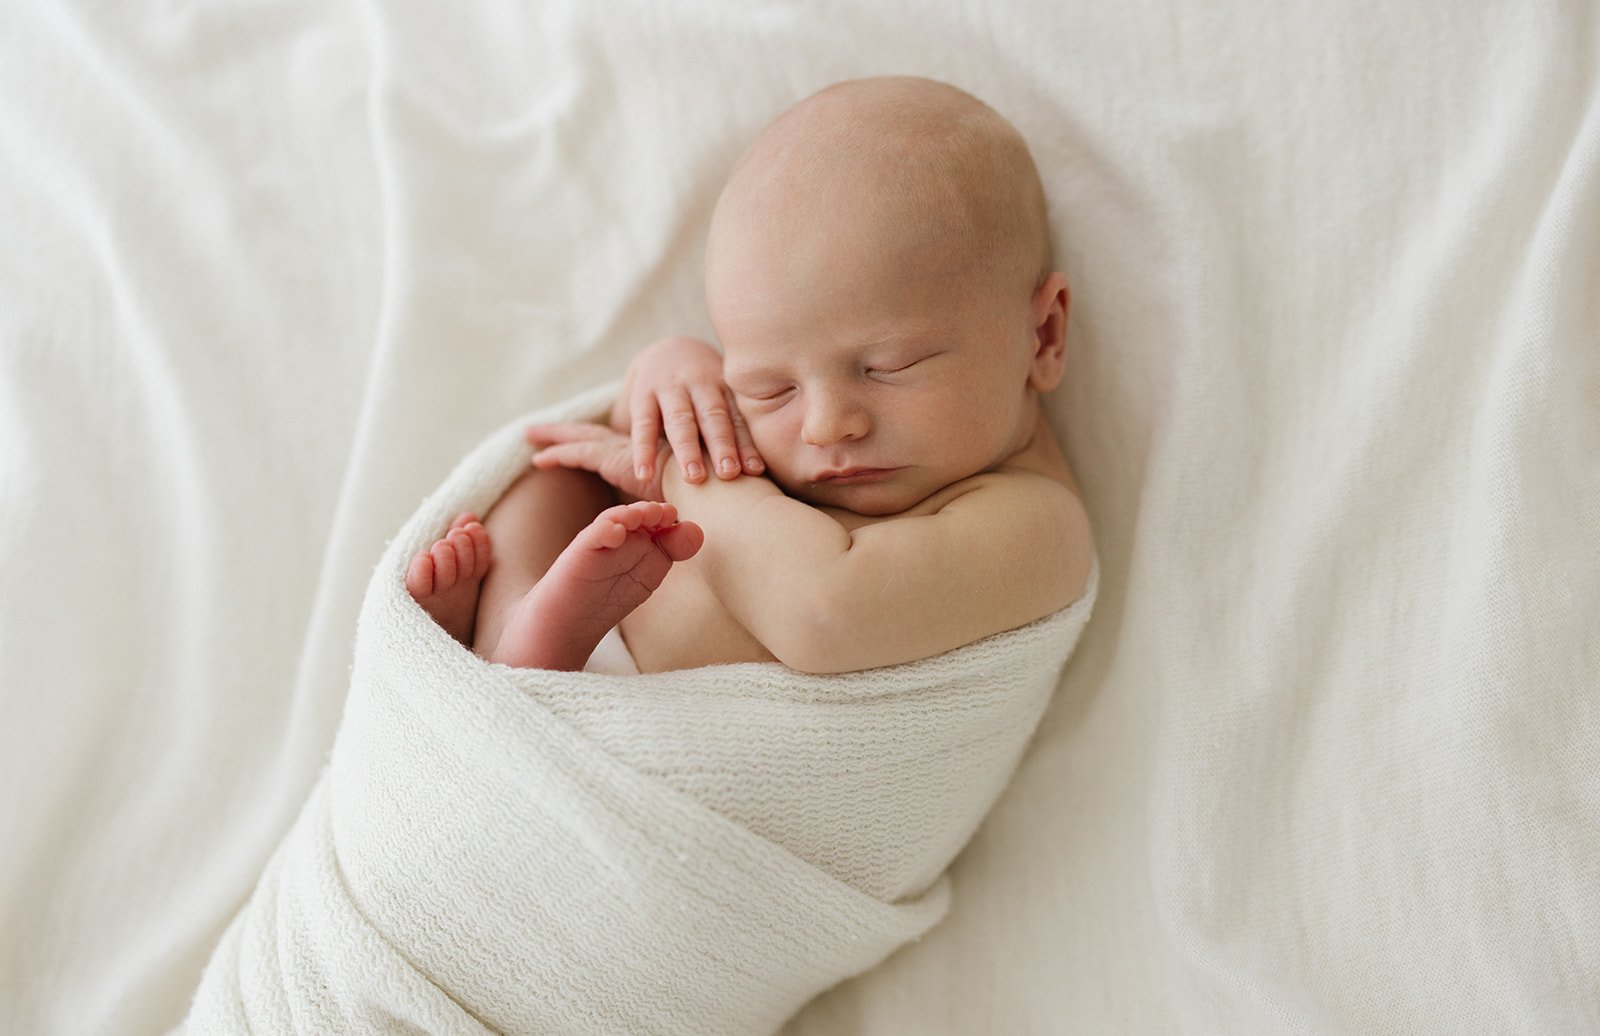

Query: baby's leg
left=489, top=500, right=703, bottom=670
left=407, top=465, right=701, bottom=671
left=406, top=467, right=611, bottom=649
left=472, top=466, right=617, bottom=653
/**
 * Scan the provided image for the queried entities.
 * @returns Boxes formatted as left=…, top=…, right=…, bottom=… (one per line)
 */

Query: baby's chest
left=619, top=556, right=775, bottom=673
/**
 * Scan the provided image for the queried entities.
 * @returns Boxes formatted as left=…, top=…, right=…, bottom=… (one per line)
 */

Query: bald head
left=707, top=76, right=1053, bottom=302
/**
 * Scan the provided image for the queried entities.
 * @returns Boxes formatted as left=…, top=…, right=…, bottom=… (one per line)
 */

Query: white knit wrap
left=183, top=383, right=1098, bottom=1035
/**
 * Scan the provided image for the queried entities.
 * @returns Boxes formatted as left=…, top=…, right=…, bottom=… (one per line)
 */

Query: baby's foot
left=491, top=501, right=703, bottom=671
left=406, top=512, right=492, bottom=646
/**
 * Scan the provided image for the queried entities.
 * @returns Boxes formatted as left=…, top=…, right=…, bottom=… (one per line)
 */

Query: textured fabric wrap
left=182, top=383, right=1098, bottom=1034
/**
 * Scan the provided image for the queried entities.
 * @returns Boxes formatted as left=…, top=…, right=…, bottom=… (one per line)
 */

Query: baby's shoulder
left=936, top=467, right=1095, bottom=607
left=937, top=464, right=1084, bottom=525
left=804, top=461, right=1094, bottom=668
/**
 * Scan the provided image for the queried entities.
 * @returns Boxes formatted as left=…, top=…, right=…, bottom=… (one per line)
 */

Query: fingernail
left=686, top=462, right=704, bottom=480
left=638, top=465, right=652, bottom=482
left=719, top=457, right=738, bottom=476
left=746, top=457, right=764, bottom=473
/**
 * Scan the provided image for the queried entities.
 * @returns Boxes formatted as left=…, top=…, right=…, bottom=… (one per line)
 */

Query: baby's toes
left=572, top=512, right=627, bottom=551
left=597, top=502, right=646, bottom=532
left=655, top=519, right=703, bottom=562
left=598, top=518, right=630, bottom=549
left=447, top=527, right=478, bottom=577
left=463, top=522, right=492, bottom=577
left=429, top=536, right=461, bottom=590
left=634, top=500, right=667, bottom=528
left=450, top=511, right=479, bottom=531
left=405, top=551, right=436, bottom=599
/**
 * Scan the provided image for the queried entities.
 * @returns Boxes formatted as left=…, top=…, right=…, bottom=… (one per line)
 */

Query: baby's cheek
left=746, top=419, right=797, bottom=480
left=744, top=414, right=785, bottom=456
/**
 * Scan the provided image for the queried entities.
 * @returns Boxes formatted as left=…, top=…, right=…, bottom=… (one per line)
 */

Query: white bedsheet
left=2, top=1, right=1595, bottom=1033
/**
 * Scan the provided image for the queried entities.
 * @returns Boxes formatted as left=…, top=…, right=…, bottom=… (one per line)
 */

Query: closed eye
left=866, top=353, right=937, bottom=377
left=738, top=385, right=793, bottom=403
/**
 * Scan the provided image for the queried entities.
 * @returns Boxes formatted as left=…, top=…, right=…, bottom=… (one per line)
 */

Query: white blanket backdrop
left=2, top=1, right=1595, bottom=1032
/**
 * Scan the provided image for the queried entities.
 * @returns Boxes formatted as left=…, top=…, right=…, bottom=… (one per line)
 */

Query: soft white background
left=2, top=1, right=1595, bottom=1032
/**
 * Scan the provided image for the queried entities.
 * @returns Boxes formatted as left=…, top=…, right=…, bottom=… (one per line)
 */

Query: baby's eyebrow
left=856, top=331, right=921, bottom=347
left=722, top=362, right=783, bottom=383
left=856, top=331, right=949, bottom=360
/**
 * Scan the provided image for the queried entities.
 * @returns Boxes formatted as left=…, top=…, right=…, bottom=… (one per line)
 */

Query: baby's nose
left=801, top=398, right=869, bottom=446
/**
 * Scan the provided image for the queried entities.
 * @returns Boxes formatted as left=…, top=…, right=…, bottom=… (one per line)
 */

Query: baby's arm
left=660, top=465, right=1086, bottom=673
left=528, top=423, right=1087, bottom=673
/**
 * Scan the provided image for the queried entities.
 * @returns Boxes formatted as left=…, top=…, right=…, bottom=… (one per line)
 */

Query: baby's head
left=706, top=76, right=1069, bottom=516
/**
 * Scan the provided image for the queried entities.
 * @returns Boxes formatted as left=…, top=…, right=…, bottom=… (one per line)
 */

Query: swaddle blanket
left=182, top=383, right=1098, bottom=1035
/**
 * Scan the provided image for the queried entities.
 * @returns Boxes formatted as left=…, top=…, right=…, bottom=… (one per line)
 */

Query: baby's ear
left=1027, top=272, right=1069, bottom=391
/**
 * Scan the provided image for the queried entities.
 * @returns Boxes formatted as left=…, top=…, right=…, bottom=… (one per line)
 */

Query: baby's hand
left=611, top=336, right=764, bottom=487
left=526, top=423, right=663, bottom=501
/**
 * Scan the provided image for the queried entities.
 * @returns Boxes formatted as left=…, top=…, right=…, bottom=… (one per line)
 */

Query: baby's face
left=709, top=212, right=1045, bottom=516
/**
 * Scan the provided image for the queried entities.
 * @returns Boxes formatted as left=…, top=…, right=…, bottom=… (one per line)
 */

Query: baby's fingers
left=530, top=441, right=603, bottom=473
left=658, top=389, right=707, bottom=482
left=724, top=386, right=764, bottom=475
left=524, top=422, right=612, bottom=446
left=628, top=394, right=662, bottom=487
left=689, top=383, right=745, bottom=480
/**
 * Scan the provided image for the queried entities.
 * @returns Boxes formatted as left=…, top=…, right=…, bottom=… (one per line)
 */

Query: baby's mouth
left=815, top=467, right=898, bottom=484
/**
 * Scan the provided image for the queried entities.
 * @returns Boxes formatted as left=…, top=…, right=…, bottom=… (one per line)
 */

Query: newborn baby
left=407, top=75, right=1095, bottom=674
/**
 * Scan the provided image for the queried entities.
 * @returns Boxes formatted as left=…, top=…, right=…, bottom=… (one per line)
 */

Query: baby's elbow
left=762, top=592, right=865, bottom=674
left=770, top=640, right=859, bottom=675
left=772, top=642, right=852, bottom=675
